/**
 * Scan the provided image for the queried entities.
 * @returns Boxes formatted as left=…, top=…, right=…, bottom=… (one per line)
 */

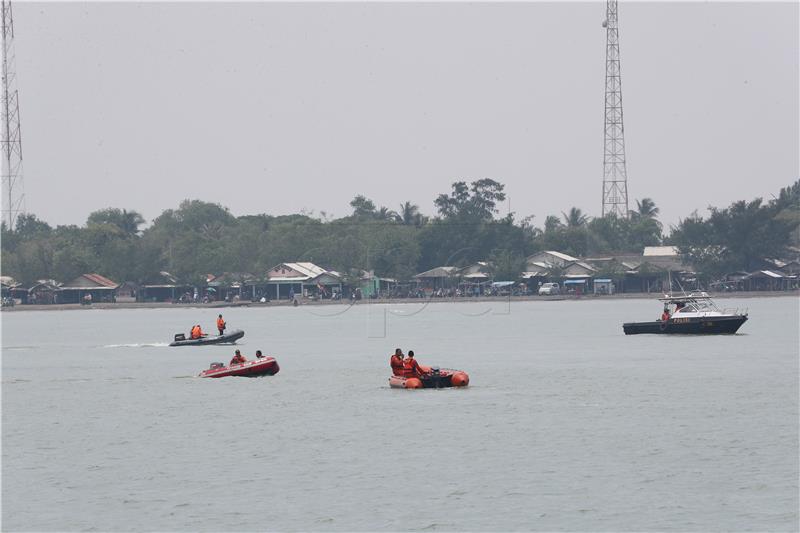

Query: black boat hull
left=169, top=329, right=245, bottom=346
left=623, top=316, right=747, bottom=335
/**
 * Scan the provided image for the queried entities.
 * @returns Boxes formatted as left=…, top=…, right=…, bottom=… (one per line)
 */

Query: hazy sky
left=12, top=1, right=799, bottom=229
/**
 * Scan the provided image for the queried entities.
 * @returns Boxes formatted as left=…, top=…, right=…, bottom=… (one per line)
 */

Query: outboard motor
left=429, top=366, right=444, bottom=388
left=174, top=333, right=186, bottom=342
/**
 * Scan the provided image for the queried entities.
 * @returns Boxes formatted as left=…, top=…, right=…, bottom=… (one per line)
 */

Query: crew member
left=230, top=349, right=247, bottom=366
left=191, top=324, right=205, bottom=339
left=390, top=348, right=404, bottom=376
left=661, top=307, right=670, bottom=322
left=403, top=350, right=425, bottom=379
left=216, top=314, right=226, bottom=335
left=255, top=350, right=265, bottom=359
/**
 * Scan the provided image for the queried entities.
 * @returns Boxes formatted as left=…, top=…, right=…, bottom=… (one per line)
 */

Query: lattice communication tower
left=2, top=0, right=24, bottom=229
left=601, top=0, right=629, bottom=218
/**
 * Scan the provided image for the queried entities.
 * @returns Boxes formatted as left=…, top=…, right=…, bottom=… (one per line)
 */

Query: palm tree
left=118, top=209, right=146, bottom=236
left=631, top=198, right=660, bottom=219
left=397, top=201, right=426, bottom=226
left=87, top=208, right=145, bottom=237
left=376, top=206, right=400, bottom=222
left=630, top=198, right=662, bottom=230
left=562, top=207, right=588, bottom=228
left=544, top=215, right=563, bottom=233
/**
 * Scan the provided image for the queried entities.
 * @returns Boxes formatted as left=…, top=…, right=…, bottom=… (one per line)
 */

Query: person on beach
left=390, top=348, right=405, bottom=376
left=216, top=314, right=226, bottom=335
left=230, top=349, right=246, bottom=366
left=403, top=350, right=425, bottom=379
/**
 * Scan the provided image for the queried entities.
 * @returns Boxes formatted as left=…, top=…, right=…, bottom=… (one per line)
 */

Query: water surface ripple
left=2, top=297, right=798, bottom=531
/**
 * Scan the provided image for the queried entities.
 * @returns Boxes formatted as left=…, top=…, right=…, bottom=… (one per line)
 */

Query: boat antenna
left=674, top=273, right=688, bottom=296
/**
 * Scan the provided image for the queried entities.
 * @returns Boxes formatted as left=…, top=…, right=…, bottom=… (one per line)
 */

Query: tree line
left=1, top=179, right=797, bottom=286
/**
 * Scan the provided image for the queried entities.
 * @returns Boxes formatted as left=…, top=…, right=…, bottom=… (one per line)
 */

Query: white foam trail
left=102, top=342, right=170, bottom=348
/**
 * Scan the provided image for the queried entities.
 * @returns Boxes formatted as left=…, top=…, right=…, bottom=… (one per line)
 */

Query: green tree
left=398, top=201, right=426, bottom=226
left=562, top=207, right=589, bottom=228
left=630, top=198, right=660, bottom=221
left=434, top=179, right=506, bottom=221
left=350, top=195, right=377, bottom=218
left=87, top=208, right=146, bottom=237
left=488, top=249, right=526, bottom=281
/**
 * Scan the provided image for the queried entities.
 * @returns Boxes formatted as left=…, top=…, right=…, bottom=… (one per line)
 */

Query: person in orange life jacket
left=190, top=324, right=205, bottom=339
left=216, top=314, right=226, bottom=335
left=390, top=348, right=405, bottom=376
left=230, top=349, right=247, bottom=366
left=403, top=350, right=425, bottom=378
left=661, top=307, right=670, bottom=322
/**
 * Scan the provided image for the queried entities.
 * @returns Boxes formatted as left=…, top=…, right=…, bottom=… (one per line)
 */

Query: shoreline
left=2, top=290, right=796, bottom=312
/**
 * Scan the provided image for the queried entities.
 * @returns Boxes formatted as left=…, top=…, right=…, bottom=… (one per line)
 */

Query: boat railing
left=720, top=306, right=747, bottom=316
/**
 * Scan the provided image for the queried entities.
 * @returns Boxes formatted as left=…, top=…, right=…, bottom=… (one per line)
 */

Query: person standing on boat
left=230, top=349, right=247, bottom=366
left=403, top=350, right=425, bottom=378
left=661, top=307, right=670, bottom=322
left=216, top=314, right=226, bottom=336
left=390, top=348, right=405, bottom=376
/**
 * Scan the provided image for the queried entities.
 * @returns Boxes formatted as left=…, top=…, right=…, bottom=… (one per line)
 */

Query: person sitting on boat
left=661, top=307, right=670, bottom=322
left=190, top=324, right=205, bottom=339
left=230, top=349, right=247, bottom=366
left=216, top=314, right=226, bottom=335
left=390, top=348, right=405, bottom=376
left=255, top=350, right=265, bottom=359
left=403, top=350, right=426, bottom=379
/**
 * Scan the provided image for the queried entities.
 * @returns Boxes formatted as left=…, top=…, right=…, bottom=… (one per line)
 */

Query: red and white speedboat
left=199, top=356, right=280, bottom=378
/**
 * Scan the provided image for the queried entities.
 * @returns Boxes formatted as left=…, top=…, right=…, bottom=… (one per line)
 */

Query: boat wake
left=101, top=342, right=170, bottom=348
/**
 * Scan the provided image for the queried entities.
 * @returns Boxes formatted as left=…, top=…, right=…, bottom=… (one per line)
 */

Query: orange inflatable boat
left=389, top=366, right=469, bottom=389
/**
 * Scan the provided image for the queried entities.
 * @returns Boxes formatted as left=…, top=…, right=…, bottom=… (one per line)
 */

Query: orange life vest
left=217, top=317, right=226, bottom=330
left=403, top=357, right=422, bottom=378
left=191, top=325, right=201, bottom=339
left=390, top=355, right=404, bottom=376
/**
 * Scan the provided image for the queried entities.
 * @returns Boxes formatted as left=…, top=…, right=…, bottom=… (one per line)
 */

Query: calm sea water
left=2, top=296, right=798, bottom=531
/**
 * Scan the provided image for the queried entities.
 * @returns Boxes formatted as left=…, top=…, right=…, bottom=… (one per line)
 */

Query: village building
left=207, top=272, right=255, bottom=301
left=249, top=262, right=340, bottom=300
left=115, top=281, right=139, bottom=303
left=1, top=275, right=26, bottom=304
left=526, top=251, right=580, bottom=268
left=28, top=279, right=62, bottom=304
left=458, top=262, right=492, bottom=295
left=140, top=271, right=192, bottom=302
left=743, top=270, right=792, bottom=291
left=58, top=273, right=119, bottom=304
left=413, top=266, right=460, bottom=294
left=359, top=270, right=397, bottom=299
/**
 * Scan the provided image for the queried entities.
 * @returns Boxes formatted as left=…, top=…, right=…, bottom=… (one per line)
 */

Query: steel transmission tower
left=2, top=0, right=24, bottom=229
left=601, top=0, right=629, bottom=218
